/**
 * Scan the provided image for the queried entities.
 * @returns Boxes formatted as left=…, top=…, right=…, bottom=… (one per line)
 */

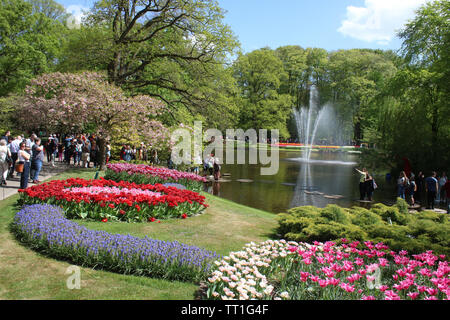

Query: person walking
left=425, top=172, right=439, bottom=210
left=47, top=136, right=57, bottom=166
left=0, top=139, right=11, bottom=185
left=18, top=142, right=31, bottom=189
left=8, top=136, right=21, bottom=178
left=81, top=143, right=90, bottom=168
left=31, top=138, right=44, bottom=184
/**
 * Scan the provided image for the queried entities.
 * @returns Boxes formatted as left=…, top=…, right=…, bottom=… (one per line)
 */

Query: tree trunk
left=354, top=116, right=363, bottom=146
left=97, top=136, right=106, bottom=171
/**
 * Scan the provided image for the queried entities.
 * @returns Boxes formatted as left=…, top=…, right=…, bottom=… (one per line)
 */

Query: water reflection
left=203, top=150, right=396, bottom=213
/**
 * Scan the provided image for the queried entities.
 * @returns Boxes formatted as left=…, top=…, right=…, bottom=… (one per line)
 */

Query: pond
left=203, top=149, right=398, bottom=214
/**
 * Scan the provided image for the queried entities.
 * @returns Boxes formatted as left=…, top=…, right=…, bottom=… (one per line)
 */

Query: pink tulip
left=407, top=292, right=420, bottom=300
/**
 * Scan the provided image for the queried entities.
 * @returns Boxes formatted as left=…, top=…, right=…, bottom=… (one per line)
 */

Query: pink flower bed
left=205, top=239, right=449, bottom=300
left=107, top=163, right=206, bottom=182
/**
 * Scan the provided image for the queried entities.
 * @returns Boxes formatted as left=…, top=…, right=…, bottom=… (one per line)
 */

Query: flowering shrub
left=11, top=204, right=219, bottom=282
left=105, top=163, right=206, bottom=192
left=18, top=178, right=208, bottom=222
left=204, top=239, right=449, bottom=300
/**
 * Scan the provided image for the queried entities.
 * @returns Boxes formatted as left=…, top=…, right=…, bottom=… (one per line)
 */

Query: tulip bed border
left=105, top=163, right=206, bottom=192
left=11, top=204, right=219, bottom=282
left=18, top=178, right=208, bottom=223
left=203, top=239, right=449, bottom=300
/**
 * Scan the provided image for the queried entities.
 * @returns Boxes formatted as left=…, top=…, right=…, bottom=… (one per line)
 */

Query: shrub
left=395, top=197, right=409, bottom=214
left=319, top=205, right=351, bottom=224
left=350, top=208, right=384, bottom=227
left=277, top=202, right=449, bottom=256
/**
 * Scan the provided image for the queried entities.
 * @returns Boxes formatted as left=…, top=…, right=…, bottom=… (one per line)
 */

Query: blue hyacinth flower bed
left=11, top=204, right=220, bottom=282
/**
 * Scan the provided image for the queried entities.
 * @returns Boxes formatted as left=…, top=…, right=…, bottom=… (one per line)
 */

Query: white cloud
left=338, top=0, right=431, bottom=45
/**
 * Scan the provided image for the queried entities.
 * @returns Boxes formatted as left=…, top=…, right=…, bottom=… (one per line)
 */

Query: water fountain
left=290, top=85, right=356, bottom=165
left=293, top=85, right=328, bottom=161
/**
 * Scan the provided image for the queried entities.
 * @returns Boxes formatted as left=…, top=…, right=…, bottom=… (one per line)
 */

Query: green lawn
left=0, top=168, right=278, bottom=300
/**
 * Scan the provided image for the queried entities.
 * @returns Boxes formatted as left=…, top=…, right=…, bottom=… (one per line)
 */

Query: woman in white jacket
left=0, top=139, right=11, bottom=185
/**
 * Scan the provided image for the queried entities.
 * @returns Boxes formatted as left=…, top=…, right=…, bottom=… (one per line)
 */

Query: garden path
left=0, top=162, right=68, bottom=201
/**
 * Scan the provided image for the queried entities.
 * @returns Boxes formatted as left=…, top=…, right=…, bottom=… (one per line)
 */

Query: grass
left=0, top=168, right=278, bottom=299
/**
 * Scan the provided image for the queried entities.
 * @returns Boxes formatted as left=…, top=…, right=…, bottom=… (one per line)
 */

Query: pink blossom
left=407, top=292, right=420, bottom=300
left=426, top=288, right=438, bottom=296
left=378, top=285, right=389, bottom=292
left=362, top=295, right=376, bottom=300
left=384, top=290, right=401, bottom=300
left=339, top=282, right=355, bottom=293
left=318, top=279, right=328, bottom=288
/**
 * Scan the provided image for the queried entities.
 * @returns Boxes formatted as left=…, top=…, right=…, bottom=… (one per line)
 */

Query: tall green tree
left=71, top=0, right=240, bottom=125
left=327, top=49, right=397, bottom=145
left=233, top=48, right=292, bottom=137
left=378, top=0, right=450, bottom=170
left=0, top=0, right=67, bottom=96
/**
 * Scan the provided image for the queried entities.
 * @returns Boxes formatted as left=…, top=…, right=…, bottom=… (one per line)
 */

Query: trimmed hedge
left=277, top=199, right=450, bottom=256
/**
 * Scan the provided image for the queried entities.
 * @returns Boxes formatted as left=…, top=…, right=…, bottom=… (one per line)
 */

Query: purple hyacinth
left=12, top=204, right=220, bottom=282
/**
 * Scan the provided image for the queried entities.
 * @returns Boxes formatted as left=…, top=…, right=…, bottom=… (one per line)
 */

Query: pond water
left=203, top=149, right=398, bottom=214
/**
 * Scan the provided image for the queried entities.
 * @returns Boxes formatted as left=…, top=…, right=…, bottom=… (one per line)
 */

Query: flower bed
left=18, top=178, right=208, bottom=222
left=203, top=239, right=449, bottom=300
left=11, top=204, right=219, bottom=282
left=277, top=201, right=450, bottom=257
left=105, top=163, right=206, bottom=192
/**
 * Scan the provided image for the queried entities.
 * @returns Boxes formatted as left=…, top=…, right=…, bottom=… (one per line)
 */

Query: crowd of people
left=119, top=143, right=158, bottom=164
left=355, top=167, right=450, bottom=214
left=0, top=131, right=46, bottom=189
left=59, top=134, right=110, bottom=168
left=396, top=171, right=449, bottom=212
left=0, top=131, right=112, bottom=190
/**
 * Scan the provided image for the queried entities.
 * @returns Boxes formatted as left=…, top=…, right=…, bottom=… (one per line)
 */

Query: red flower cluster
left=20, top=178, right=207, bottom=207
left=19, top=178, right=208, bottom=222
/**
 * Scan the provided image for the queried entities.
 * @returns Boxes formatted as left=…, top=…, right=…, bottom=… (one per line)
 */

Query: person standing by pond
left=438, top=172, right=447, bottom=204
left=355, top=168, right=368, bottom=200
left=408, top=176, right=417, bottom=206
left=444, top=178, right=450, bottom=214
left=397, top=171, right=409, bottom=200
left=425, top=171, right=438, bottom=210
left=415, top=171, right=425, bottom=205
left=365, top=174, right=375, bottom=201
left=213, top=155, right=221, bottom=181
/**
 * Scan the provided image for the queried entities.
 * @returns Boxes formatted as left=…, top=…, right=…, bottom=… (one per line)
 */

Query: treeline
left=0, top=0, right=448, bottom=171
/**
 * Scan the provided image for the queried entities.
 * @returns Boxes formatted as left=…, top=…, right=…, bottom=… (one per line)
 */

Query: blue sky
left=57, top=0, right=431, bottom=53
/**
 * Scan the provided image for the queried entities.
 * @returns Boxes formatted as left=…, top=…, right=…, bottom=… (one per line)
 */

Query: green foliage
left=233, top=49, right=293, bottom=138
left=0, top=0, right=67, bottom=96
left=277, top=202, right=450, bottom=256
